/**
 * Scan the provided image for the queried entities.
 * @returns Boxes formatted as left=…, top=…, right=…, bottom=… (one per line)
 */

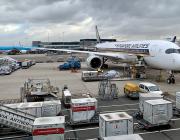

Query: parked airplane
left=38, top=26, right=180, bottom=82
left=0, top=46, right=37, bottom=54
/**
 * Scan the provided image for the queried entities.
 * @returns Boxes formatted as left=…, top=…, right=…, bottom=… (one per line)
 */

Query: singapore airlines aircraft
left=38, top=27, right=180, bottom=81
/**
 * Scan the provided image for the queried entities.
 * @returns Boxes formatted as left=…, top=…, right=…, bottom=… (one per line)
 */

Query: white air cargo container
left=33, top=116, right=65, bottom=140
left=143, top=99, right=173, bottom=125
left=139, top=93, right=162, bottom=113
left=176, top=92, right=180, bottom=109
left=99, top=112, right=133, bottom=138
left=42, top=100, right=61, bottom=117
left=102, top=134, right=143, bottom=140
left=70, top=98, right=97, bottom=122
left=4, top=100, right=61, bottom=117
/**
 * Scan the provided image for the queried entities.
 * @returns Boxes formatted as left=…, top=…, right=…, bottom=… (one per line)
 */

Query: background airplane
left=0, top=45, right=37, bottom=54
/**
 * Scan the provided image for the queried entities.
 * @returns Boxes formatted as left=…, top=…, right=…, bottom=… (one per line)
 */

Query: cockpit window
left=165, top=48, right=180, bottom=54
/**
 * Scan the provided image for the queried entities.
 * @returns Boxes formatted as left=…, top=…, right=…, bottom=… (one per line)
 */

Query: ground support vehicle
left=20, top=78, right=59, bottom=102
left=81, top=71, right=106, bottom=82
left=59, top=56, right=81, bottom=70
left=124, top=82, right=140, bottom=99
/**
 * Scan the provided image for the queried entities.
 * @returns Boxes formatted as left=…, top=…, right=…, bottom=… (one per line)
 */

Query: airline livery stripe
left=98, top=48, right=150, bottom=54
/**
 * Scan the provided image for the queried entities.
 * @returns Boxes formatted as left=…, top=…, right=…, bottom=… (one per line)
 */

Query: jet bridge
left=0, top=104, right=35, bottom=133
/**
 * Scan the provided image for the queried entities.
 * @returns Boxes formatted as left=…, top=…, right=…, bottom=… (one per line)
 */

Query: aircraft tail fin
left=95, top=25, right=101, bottom=43
left=171, top=36, right=176, bottom=43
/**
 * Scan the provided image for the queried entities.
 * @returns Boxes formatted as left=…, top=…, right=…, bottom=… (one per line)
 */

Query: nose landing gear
left=167, top=71, right=175, bottom=84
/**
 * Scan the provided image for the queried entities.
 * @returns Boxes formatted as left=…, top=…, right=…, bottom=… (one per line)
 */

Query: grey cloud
left=0, top=0, right=180, bottom=45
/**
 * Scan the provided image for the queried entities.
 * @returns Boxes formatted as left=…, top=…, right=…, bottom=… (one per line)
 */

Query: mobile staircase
left=0, top=104, right=35, bottom=134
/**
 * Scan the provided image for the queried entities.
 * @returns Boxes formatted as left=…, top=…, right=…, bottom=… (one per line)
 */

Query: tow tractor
left=62, top=85, right=71, bottom=108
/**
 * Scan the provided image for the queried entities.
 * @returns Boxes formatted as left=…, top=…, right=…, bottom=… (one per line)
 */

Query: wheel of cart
left=173, top=107, right=180, bottom=116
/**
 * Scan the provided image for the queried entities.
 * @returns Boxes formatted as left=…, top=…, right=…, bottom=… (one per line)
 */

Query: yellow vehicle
left=124, top=83, right=140, bottom=99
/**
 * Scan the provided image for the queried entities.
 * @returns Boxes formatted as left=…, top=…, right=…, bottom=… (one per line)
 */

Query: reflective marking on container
left=72, top=106, right=95, bottom=112
left=32, top=128, right=64, bottom=135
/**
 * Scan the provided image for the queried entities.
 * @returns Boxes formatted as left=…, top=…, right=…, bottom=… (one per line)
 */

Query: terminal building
left=32, top=38, right=116, bottom=51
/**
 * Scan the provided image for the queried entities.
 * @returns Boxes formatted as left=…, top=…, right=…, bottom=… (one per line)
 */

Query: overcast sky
left=0, top=0, right=180, bottom=46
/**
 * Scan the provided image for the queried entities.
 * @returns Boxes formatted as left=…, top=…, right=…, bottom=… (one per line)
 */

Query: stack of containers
left=70, top=98, right=97, bottom=122
left=33, top=116, right=65, bottom=140
left=143, top=99, right=173, bottom=125
left=139, top=93, right=162, bottom=113
left=102, top=134, right=143, bottom=140
left=4, top=100, right=61, bottom=117
left=176, top=92, right=180, bottom=109
left=99, top=112, right=133, bottom=138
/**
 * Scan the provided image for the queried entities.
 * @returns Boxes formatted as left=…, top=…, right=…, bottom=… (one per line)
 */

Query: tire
left=167, top=78, right=171, bottom=84
left=171, top=78, right=175, bottom=84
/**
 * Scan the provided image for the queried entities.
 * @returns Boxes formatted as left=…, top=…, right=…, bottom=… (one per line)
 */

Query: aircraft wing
left=37, top=48, right=128, bottom=59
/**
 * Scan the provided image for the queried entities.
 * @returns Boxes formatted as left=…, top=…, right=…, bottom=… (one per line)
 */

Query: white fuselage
left=96, top=40, right=180, bottom=70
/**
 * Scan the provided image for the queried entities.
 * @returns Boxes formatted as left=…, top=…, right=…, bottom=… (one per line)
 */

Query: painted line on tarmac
left=65, top=127, right=99, bottom=133
left=101, top=108, right=138, bottom=113
left=137, top=127, right=180, bottom=135
left=99, top=103, right=139, bottom=108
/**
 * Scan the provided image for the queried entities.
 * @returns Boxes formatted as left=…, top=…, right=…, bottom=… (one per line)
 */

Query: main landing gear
left=101, top=57, right=108, bottom=69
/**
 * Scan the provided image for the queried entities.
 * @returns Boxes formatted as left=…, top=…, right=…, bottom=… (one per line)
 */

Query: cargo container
left=143, top=99, right=173, bottom=125
left=99, top=112, right=133, bottom=138
left=33, top=116, right=65, bottom=140
left=139, top=93, right=162, bottom=113
left=102, top=134, right=143, bottom=140
left=4, top=100, right=61, bottom=117
left=81, top=71, right=105, bottom=81
left=70, top=98, right=97, bottom=123
left=176, top=92, right=180, bottom=110
left=21, top=60, right=31, bottom=68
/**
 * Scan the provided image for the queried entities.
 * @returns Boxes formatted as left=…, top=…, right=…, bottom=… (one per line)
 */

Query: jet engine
left=86, top=55, right=102, bottom=69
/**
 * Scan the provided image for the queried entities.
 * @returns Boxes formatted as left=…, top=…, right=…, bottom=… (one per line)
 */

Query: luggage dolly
left=173, top=107, right=180, bottom=116
left=135, top=119, right=171, bottom=130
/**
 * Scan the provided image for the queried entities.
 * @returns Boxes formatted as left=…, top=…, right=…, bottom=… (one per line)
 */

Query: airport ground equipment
left=33, top=116, right=65, bottom=140
left=81, top=71, right=106, bottom=81
left=4, top=100, right=61, bottom=117
left=20, top=78, right=59, bottom=102
left=135, top=99, right=172, bottom=130
left=62, top=85, right=71, bottom=108
left=59, top=56, right=81, bottom=70
left=21, top=59, right=36, bottom=69
left=173, top=92, right=180, bottom=116
left=0, top=104, right=35, bottom=133
left=98, top=79, right=118, bottom=100
left=66, top=98, right=99, bottom=125
left=124, top=82, right=140, bottom=99
left=133, top=93, right=163, bottom=119
left=99, top=112, right=133, bottom=138
left=0, top=56, right=20, bottom=75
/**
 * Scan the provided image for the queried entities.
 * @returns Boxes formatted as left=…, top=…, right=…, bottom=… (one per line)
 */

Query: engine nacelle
left=86, top=55, right=102, bottom=69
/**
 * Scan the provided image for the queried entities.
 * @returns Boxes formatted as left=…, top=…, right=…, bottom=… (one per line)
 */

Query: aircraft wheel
left=171, top=78, right=175, bottom=84
left=167, top=78, right=171, bottom=84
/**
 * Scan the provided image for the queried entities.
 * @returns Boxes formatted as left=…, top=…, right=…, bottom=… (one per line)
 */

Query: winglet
left=95, top=25, right=101, bottom=43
